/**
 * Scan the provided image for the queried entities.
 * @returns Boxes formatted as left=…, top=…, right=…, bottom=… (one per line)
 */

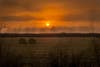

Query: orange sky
left=0, top=0, right=99, bottom=33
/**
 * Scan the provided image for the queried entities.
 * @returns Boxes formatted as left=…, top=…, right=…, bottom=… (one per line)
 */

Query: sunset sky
left=0, top=0, right=100, bottom=33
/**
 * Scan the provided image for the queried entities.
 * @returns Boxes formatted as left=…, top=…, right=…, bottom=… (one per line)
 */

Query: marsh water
left=0, top=37, right=100, bottom=67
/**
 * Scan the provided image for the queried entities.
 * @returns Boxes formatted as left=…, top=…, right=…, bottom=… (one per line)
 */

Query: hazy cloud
left=0, top=16, right=44, bottom=22
left=0, top=0, right=99, bottom=22
left=60, top=10, right=100, bottom=22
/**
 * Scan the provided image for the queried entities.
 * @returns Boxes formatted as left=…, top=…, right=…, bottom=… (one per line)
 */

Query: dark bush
left=19, top=38, right=27, bottom=44
left=28, top=38, right=36, bottom=44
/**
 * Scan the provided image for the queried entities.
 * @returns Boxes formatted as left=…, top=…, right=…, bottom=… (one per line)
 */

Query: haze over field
left=0, top=0, right=100, bottom=33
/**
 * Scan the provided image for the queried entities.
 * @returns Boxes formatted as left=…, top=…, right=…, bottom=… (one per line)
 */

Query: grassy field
left=0, top=36, right=100, bottom=67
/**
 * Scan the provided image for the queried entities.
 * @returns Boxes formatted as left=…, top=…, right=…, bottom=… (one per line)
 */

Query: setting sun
left=45, top=21, right=51, bottom=27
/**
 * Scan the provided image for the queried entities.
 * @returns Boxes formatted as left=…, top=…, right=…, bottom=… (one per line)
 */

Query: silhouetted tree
left=0, top=24, right=7, bottom=33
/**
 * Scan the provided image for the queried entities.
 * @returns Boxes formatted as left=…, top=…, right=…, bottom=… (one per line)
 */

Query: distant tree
left=0, top=24, right=7, bottom=32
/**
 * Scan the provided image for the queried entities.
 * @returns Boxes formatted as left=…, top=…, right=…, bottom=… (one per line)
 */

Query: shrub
left=28, top=38, right=36, bottom=44
left=19, top=38, right=27, bottom=44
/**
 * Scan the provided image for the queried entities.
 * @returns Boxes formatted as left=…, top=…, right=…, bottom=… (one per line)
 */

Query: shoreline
left=0, top=33, right=100, bottom=37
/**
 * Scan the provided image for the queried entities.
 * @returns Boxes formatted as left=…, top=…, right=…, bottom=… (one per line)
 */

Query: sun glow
left=45, top=21, right=51, bottom=27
